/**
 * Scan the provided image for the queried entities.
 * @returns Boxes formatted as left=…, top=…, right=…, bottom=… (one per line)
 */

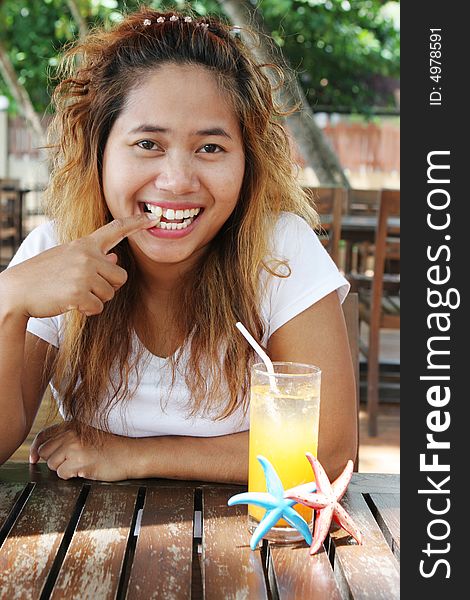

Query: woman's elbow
left=319, top=428, right=358, bottom=482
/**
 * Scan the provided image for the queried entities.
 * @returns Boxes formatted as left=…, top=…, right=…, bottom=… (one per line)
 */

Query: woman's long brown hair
left=44, top=7, right=319, bottom=446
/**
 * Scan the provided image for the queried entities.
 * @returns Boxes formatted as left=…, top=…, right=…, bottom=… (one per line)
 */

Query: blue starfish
left=227, top=455, right=316, bottom=550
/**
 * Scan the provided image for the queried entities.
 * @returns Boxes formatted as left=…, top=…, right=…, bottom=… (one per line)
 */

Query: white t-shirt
left=8, top=212, right=349, bottom=437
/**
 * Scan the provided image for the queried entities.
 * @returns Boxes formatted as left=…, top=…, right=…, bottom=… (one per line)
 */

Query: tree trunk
left=66, top=0, right=88, bottom=41
left=0, top=1, right=88, bottom=150
left=0, top=40, right=45, bottom=143
left=216, top=0, right=349, bottom=187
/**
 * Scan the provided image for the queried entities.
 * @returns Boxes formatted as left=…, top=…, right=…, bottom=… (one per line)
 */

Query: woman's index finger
left=90, top=214, right=159, bottom=253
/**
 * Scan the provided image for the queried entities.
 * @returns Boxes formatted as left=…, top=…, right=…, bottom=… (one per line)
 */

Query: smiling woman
left=0, top=7, right=356, bottom=485
left=102, top=64, right=245, bottom=264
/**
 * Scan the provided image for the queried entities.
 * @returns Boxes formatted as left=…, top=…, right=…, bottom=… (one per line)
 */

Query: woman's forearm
left=0, top=293, right=30, bottom=463
left=130, top=431, right=249, bottom=484
left=0, top=270, right=32, bottom=464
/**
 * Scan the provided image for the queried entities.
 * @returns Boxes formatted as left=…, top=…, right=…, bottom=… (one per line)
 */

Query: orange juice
left=248, top=383, right=320, bottom=529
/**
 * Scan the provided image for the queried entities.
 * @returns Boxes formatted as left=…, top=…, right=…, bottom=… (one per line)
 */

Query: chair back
left=342, top=292, right=360, bottom=470
left=370, top=189, right=400, bottom=331
left=347, top=188, right=381, bottom=215
left=0, top=178, right=22, bottom=270
left=304, top=186, right=346, bottom=265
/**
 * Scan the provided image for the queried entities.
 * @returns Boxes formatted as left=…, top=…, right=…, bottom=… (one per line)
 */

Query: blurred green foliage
left=0, top=0, right=399, bottom=115
left=261, top=0, right=399, bottom=113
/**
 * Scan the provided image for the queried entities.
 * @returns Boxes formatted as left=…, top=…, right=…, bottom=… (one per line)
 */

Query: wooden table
left=321, top=214, right=400, bottom=241
left=342, top=214, right=400, bottom=234
left=0, top=463, right=399, bottom=599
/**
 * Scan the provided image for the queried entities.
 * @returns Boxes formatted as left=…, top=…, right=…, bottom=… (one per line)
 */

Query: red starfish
left=284, top=453, right=363, bottom=555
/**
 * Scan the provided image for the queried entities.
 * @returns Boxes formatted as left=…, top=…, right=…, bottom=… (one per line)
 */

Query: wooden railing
left=323, top=121, right=400, bottom=173
left=7, top=116, right=52, bottom=157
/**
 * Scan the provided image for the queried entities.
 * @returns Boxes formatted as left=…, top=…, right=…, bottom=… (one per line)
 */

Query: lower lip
left=144, top=215, right=200, bottom=239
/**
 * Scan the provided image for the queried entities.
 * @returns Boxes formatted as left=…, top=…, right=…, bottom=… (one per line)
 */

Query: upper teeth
left=145, top=204, right=201, bottom=220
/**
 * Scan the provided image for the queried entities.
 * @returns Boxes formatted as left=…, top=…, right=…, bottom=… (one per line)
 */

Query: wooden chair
left=347, top=188, right=381, bottom=215
left=304, top=186, right=346, bottom=266
left=346, top=189, right=381, bottom=275
left=0, top=178, right=22, bottom=270
left=342, top=292, right=360, bottom=469
left=348, top=190, right=400, bottom=436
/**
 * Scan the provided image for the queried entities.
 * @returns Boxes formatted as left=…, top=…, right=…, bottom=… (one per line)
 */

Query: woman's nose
left=154, top=155, right=200, bottom=195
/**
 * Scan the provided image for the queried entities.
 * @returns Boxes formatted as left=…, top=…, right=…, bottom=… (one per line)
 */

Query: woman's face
left=102, top=63, right=245, bottom=269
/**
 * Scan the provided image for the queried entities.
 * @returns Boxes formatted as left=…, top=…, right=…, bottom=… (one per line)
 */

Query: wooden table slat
left=126, top=486, right=195, bottom=600
left=50, top=483, right=137, bottom=599
left=368, top=492, right=400, bottom=561
left=330, top=492, right=400, bottom=599
left=346, top=473, right=399, bottom=494
left=0, top=482, right=83, bottom=598
left=268, top=543, right=343, bottom=600
left=0, top=482, right=28, bottom=527
left=202, top=487, right=269, bottom=600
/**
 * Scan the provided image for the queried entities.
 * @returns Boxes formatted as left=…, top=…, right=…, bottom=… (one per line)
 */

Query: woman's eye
left=137, top=140, right=158, bottom=151
left=199, top=144, right=222, bottom=154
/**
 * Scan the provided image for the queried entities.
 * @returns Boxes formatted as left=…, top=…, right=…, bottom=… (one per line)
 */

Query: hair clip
left=148, top=15, right=197, bottom=26
left=196, top=22, right=209, bottom=29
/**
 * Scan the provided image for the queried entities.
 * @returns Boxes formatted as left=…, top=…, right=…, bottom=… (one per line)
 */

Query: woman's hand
left=2, top=214, right=159, bottom=319
left=30, top=424, right=249, bottom=483
left=29, top=422, right=135, bottom=482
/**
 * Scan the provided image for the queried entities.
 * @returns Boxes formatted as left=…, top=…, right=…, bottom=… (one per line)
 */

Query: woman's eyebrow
left=195, top=127, right=233, bottom=140
left=128, top=124, right=233, bottom=139
left=128, top=124, right=166, bottom=134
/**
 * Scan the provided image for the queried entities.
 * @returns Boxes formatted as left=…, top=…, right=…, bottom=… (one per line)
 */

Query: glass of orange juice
left=248, top=361, right=321, bottom=543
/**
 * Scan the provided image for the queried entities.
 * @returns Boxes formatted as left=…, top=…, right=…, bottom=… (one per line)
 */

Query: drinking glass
left=248, top=361, right=321, bottom=543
